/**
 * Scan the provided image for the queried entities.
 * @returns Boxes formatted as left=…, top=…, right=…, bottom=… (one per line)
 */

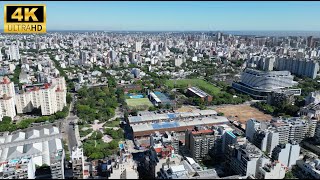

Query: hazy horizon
left=1, top=1, right=320, bottom=32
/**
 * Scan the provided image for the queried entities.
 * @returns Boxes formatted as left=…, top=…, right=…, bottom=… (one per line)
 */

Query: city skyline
left=1, top=1, right=320, bottom=31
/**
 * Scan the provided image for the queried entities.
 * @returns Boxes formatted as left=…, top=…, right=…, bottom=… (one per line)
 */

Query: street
left=61, top=93, right=81, bottom=153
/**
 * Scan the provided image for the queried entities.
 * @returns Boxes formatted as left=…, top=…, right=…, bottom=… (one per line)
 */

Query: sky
left=0, top=1, right=320, bottom=31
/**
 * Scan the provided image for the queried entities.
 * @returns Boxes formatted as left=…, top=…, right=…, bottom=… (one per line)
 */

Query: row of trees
left=252, top=102, right=300, bottom=117
left=0, top=106, right=69, bottom=132
left=11, top=65, right=21, bottom=85
left=297, top=77, right=320, bottom=97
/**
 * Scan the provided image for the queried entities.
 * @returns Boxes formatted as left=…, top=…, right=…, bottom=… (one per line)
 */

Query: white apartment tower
left=40, top=84, right=58, bottom=116
left=0, top=94, right=16, bottom=119
left=55, top=87, right=67, bottom=112
left=0, top=77, right=15, bottom=98
left=271, top=142, right=301, bottom=168
left=0, top=77, right=16, bottom=120
left=0, top=47, right=2, bottom=61
left=15, top=77, right=67, bottom=116
left=135, top=41, right=142, bottom=52
left=8, top=44, right=20, bottom=60
left=15, top=91, right=33, bottom=114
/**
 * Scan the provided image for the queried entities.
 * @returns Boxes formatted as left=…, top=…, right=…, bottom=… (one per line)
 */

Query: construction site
left=215, top=104, right=273, bottom=129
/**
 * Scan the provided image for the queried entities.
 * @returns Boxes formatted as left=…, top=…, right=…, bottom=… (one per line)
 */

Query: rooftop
left=128, top=109, right=218, bottom=124
left=188, top=86, right=210, bottom=98
left=131, top=115, right=229, bottom=133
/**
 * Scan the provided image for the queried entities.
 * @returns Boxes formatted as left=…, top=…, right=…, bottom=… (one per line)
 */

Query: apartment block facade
left=185, top=128, right=216, bottom=161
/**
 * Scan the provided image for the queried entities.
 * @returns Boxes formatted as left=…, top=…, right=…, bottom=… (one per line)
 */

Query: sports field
left=126, top=98, right=153, bottom=109
left=165, top=79, right=220, bottom=95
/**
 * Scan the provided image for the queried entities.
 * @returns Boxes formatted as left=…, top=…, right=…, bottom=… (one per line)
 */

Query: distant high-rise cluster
left=246, top=55, right=319, bottom=79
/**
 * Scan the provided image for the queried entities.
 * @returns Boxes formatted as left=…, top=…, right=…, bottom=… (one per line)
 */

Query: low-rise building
left=186, top=86, right=213, bottom=103
left=266, top=90, right=297, bottom=106
left=0, top=126, right=65, bottom=179
left=297, top=158, right=320, bottom=179
left=256, top=160, right=286, bottom=179
left=150, top=131, right=180, bottom=157
left=128, top=109, right=229, bottom=138
left=305, top=91, right=320, bottom=105
left=300, top=103, right=320, bottom=120
left=157, top=156, right=219, bottom=179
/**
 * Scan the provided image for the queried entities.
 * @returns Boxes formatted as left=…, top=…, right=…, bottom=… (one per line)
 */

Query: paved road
left=66, top=115, right=79, bottom=151
left=61, top=93, right=81, bottom=152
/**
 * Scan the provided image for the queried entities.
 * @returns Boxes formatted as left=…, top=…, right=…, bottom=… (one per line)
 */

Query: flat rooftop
left=128, top=109, right=218, bottom=124
left=131, top=116, right=229, bottom=133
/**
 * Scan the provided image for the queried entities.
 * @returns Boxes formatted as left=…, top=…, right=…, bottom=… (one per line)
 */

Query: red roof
left=191, top=129, right=213, bottom=135
left=1, top=77, right=10, bottom=84
left=44, top=83, right=50, bottom=89
left=155, top=148, right=162, bottom=153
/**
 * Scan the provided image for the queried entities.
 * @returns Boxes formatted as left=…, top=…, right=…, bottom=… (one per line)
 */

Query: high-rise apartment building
left=271, top=142, right=301, bottom=168
left=135, top=41, right=142, bottom=52
left=0, top=95, right=16, bottom=119
left=15, top=91, right=33, bottom=114
left=246, top=120, right=280, bottom=155
left=271, top=117, right=317, bottom=144
left=0, top=77, right=16, bottom=120
left=226, top=142, right=286, bottom=178
left=226, top=142, right=262, bottom=176
left=80, top=51, right=88, bottom=65
left=246, top=118, right=315, bottom=155
left=71, top=146, right=84, bottom=179
left=0, top=77, right=15, bottom=98
left=15, top=77, right=67, bottom=116
left=40, top=83, right=58, bottom=116
left=185, top=127, right=216, bottom=161
left=274, top=57, right=319, bottom=79
left=8, top=44, right=20, bottom=60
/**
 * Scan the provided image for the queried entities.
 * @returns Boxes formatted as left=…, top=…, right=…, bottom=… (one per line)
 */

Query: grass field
left=165, top=79, right=221, bottom=95
left=103, top=119, right=120, bottom=127
left=126, top=98, right=153, bottom=109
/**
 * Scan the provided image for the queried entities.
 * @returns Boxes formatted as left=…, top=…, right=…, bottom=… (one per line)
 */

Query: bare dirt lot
left=175, top=105, right=198, bottom=112
left=215, top=104, right=273, bottom=127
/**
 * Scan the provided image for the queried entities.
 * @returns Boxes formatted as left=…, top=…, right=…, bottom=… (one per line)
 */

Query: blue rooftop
left=167, top=113, right=176, bottom=119
left=151, top=121, right=180, bottom=130
left=154, top=91, right=174, bottom=105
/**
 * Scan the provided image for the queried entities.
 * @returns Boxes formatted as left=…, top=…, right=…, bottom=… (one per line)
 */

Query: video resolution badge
left=4, top=4, right=46, bottom=33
